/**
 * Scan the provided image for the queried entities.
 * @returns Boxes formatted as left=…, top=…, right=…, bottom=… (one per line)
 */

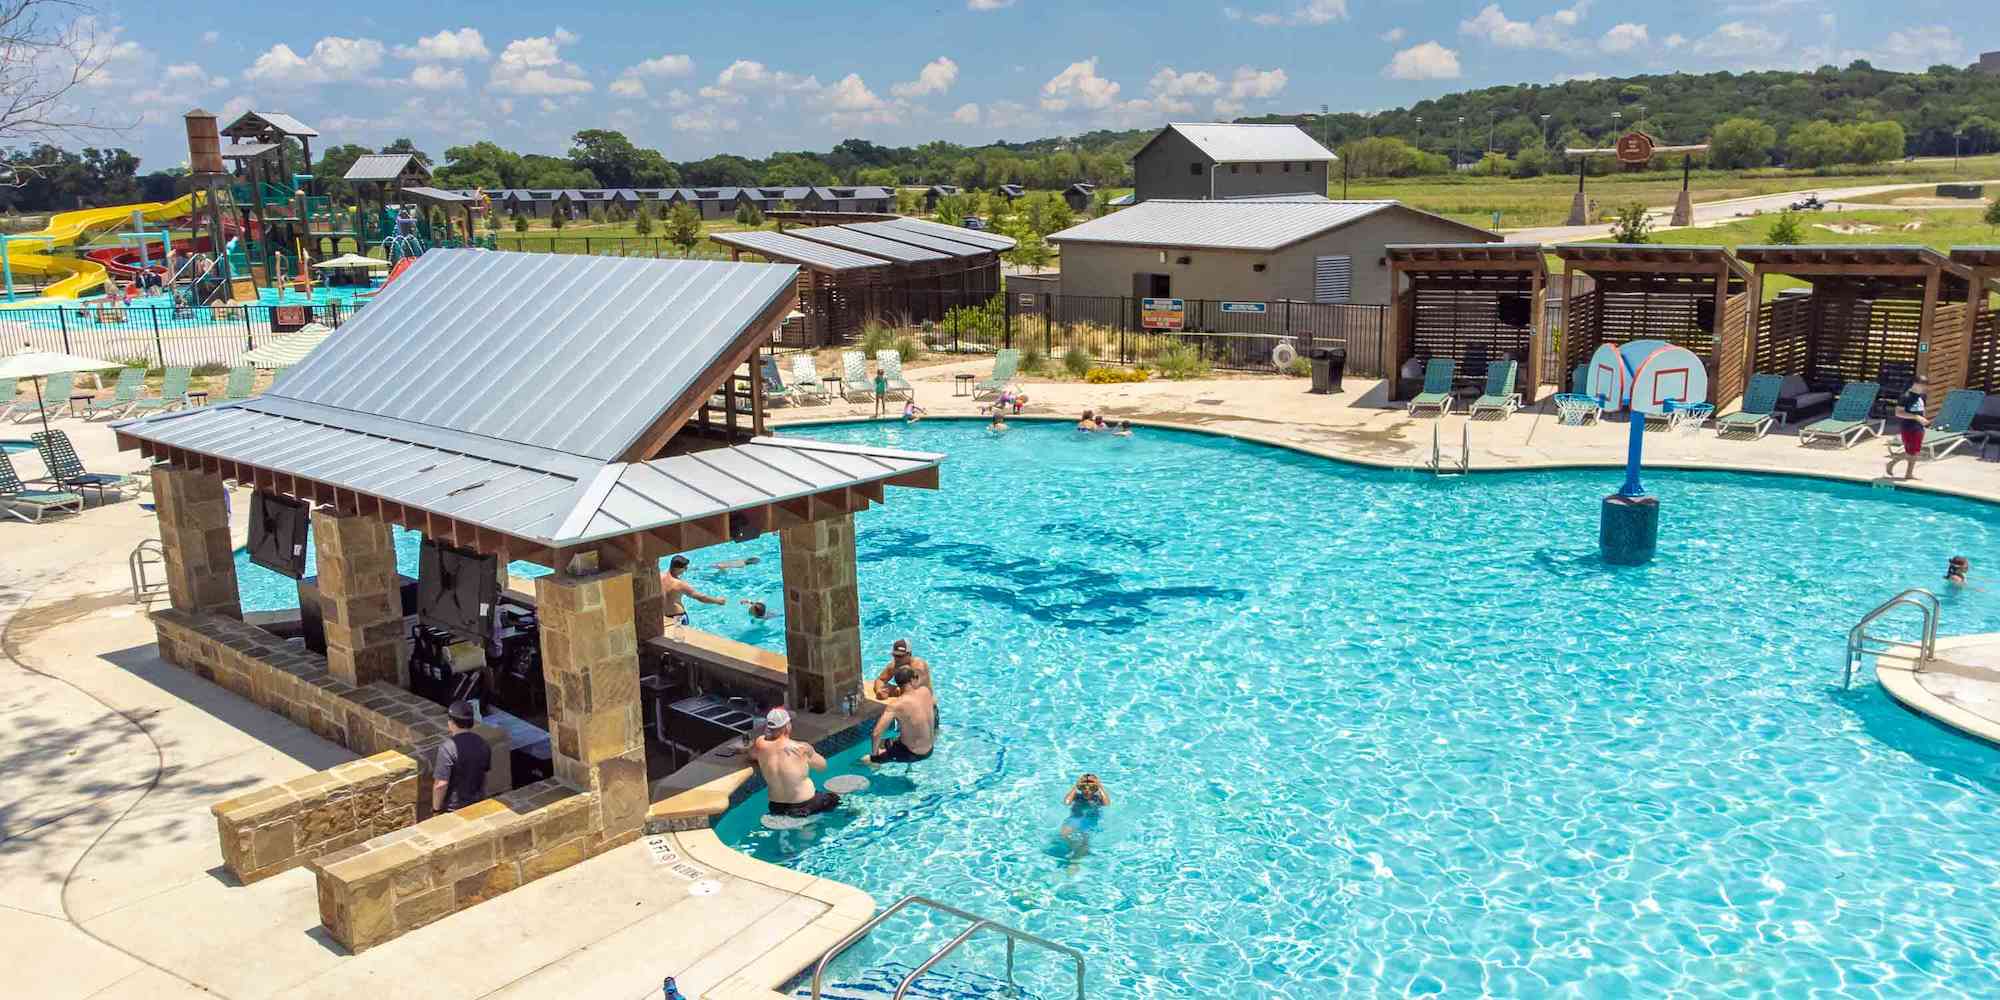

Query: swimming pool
left=1, top=440, right=33, bottom=455
left=693, top=420, right=2000, bottom=998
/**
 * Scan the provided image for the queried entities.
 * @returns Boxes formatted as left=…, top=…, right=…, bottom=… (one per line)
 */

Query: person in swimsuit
left=1946, top=555, right=1971, bottom=588
left=904, top=400, right=927, bottom=423
left=1060, top=773, right=1111, bottom=853
left=752, top=708, right=840, bottom=817
left=712, top=556, right=760, bottom=571
left=988, top=410, right=1009, bottom=433
left=866, top=667, right=936, bottom=765
left=742, top=599, right=771, bottom=619
left=1887, top=377, right=1928, bottom=481
left=872, top=639, right=932, bottom=699
left=1076, top=409, right=1099, bottom=432
left=661, top=554, right=725, bottom=626
left=873, top=367, right=889, bottom=418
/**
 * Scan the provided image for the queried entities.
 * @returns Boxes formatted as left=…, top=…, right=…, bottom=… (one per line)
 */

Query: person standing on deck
left=1887, top=377, right=1929, bottom=481
left=433, top=701, right=492, bottom=813
left=661, top=555, right=725, bottom=626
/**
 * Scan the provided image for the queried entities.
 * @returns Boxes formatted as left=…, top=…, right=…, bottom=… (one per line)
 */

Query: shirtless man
left=661, top=554, right=725, bottom=626
left=865, top=668, right=937, bottom=765
left=871, top=638, right=931, bottom=699
left=751, top=708, right=840, bottom=817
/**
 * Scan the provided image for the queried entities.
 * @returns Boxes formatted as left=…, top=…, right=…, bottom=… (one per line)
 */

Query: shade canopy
left=0, top=350, right=121, bottom=380
left=236, top=324, right=333, bottom=367
left=312, top=254, right=389, bottom=270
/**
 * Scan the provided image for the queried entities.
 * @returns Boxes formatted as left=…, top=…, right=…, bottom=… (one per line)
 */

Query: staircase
left=807, top=896, right=1084, bottom=1000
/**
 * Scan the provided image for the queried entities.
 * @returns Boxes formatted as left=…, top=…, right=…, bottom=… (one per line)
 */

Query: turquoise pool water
left=1, top=440, right=33, bottom=455
left=690, top=421, right=2000, bottom=998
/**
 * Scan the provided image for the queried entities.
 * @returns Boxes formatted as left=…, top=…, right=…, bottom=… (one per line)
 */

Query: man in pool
left=661, top=555, right=726, bottom=626
left=752, top=708, right=840, bottom=817
left=712, top=556, right=760, bottom=571
left=866, top=667, right=936, bottom=764
left=742, top=599, right=771, bottom=620
left=872, top=639, right=932, bottom=699
left=1076, top=410, right=1100, bottom=432
left=988, top=410, right=1009, bottom=433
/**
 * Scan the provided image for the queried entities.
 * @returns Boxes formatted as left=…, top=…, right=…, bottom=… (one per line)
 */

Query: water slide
left=2, top=192, right=206, bottom=302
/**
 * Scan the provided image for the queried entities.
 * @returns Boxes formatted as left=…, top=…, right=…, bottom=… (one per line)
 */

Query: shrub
left=1765, top=210, right=1804, bottom=245
left=895, top=335, right=921, bottom=363
left=1084, top=367, right=1148, bottom=384
left=1063, top=345, right=1092, bottom=376
left=1609, top=202, right=1652, bottom=243
left=859, top=323, right=895, bottom=356
left=1986, top=198, right=2000, bottom=230
left=1153, top=344, right=1210, bottom=380
left=1020, top=345, right=1045, bottom=374
left=1285, top=354, right=1312, bottom=377
left=512, top=214, right=528, bottom=233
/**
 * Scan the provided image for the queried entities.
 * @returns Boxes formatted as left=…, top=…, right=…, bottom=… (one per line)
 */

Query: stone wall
left=214, top=751, right=425, bottom=884
left=310, top=779, right=633, bottom=952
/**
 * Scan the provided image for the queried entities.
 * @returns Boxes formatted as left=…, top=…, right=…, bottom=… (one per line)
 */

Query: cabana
left=708, top=229, right=894, bottom=345
left=1552, top=244, right=1753, bottom=409
left=112, top=249, right=942, bottom=952
left=403, top=186, right=482, bottom=244
left=1949, top=247, right=2000, bottom=401
left=1737, top=245, right=1979, bottom=409
left=1386, top=243, right=1548, bottom=405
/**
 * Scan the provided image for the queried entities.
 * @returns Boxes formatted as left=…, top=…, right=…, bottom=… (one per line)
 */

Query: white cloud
left=672, top=108, right=739, bottom=133
left=609, top=77, right=645, bottom=98
left=1236, top=0, right=1346, bottom=27
left=1227, top=66, right=1287, bottom=99
left=609, top=53, right=694, bottom=99
left=488, top=31, right=592, bottom=95
left=1459, top=2, right=1592, bottom=50
left=393, top=27, right=489, bottom=62
left=984, top=100, right=1035, bottom=129
left=1379, top=28, right=1407, bottom=43
left=164, top=62, right=225, bottom=88
left=220, top=95, right=253, bottom=121
left=1664, top=33, right=1687, bottom=48
left=891, top=57, right=958, bottom=99
left=1876, top=25, right=1961, bottom=68
left=1040, top=57, right=1119, bottom=111
left=817, top=73, right=900, bottom=126
left=244, top=36, right=385, bottom=85
left=407, top=64, right=465, bottom=90
left=698, top=59, right=819, bottom=105
left=1599, top=23, right=1648, bottom=53
left=1690, top=21, right=1785, bottom=62
left=1553, top=71, right=1605, bottom=82
left=1149, top=68, right=1219, bottom=112
left=951, top=102, right=980, bottom=124
left=665, top=89, right=693, bottom=109
left=1383, top=41, right=1461, bottom=80
left=967, top=0, right=1014, bottom=8
left=200, top=30, right=219, bottom=44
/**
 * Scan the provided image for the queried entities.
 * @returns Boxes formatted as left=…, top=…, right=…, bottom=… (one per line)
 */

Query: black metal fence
left=819, top=288, right=1390, bottom=376
left=0, top=301, right=354, bottom=368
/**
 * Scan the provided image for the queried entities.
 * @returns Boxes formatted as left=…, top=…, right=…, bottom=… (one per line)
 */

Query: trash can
left=1322, top=347, right=1348, bottom=394
left=1308, top=349, right=1333, bottom=394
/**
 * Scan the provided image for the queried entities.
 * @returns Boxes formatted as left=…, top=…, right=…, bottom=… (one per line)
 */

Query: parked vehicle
left=1789, top=193, right=1824, bottom=211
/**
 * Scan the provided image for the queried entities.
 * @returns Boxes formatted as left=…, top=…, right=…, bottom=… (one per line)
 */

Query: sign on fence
left=271, top=305, right=313, bottom=332
left=1140, top=297, right=1185, bottom=330
left=1220, top=301, right=1267, bottom=315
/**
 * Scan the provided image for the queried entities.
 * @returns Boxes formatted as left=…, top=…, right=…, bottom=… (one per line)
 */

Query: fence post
left=58, top=306, right=71, bottom=354
left=1043, top=293, right=1052, bottom=355
left=151, top=308, right=165, bottom=367
left=244, top=306, right=254, bottom=351
left=1003, top=289, right=1013, bottom=350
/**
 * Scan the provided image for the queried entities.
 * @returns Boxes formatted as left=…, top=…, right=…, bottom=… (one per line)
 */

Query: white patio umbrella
left=310, top=253, right=389, bottom=270
left=0, top=348, right=121, bottom=437
left=236, top=322, right=333, bottom=368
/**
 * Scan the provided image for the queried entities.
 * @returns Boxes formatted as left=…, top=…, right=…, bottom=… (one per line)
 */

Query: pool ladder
left=129, top=538, right=168, bottom=604
left=1420, top=422, right=1470, bottom=476
left=1843, top=588, right=1940, bottom=689
left=809, top=895, right=1086, bottom=1000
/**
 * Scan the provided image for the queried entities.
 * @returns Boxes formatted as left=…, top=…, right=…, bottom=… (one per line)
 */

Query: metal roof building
left=1154, top=123, right=1335, bottom=164
left=1048, top=199, right=1486, bottom=252
left=343, top=153, right=430, bottom=185
left=114, top=250, right=942, bottom=561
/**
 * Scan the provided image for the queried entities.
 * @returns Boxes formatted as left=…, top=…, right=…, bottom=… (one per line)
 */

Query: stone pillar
left=631, top=561, right=665, bottom=644
left=313, top=510, right=405, bottom=689
left=780, top=513, right=861, bottom=714
left=534, top=566, right=648, bottom=840
left=152, top=466, right=241, bottom=619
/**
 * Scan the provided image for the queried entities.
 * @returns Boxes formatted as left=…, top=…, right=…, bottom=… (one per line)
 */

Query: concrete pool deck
left=1877, top=634, right=2000, bottom=747
left=2, top=356, right=1995, bottom=999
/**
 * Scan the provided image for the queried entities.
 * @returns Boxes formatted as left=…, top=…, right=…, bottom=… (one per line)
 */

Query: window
left=1254, top=164, right=1263, bottom=174
left=1314, top=256, right=1353, bottom=304
left=1283, top=162, right=1292, bottom=173
left=1190, top=162, right=1204, bottom=176
left=1230, top=164, right=1240, bottom=174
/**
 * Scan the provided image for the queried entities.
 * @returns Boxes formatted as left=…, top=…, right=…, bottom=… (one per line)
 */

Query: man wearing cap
left=751, top=708, right=840, bottom=818
left=871, top=639, right=932, bottom=699
left=865, top=667, right=937, bottom=766
left=432, top=700, right=492, bottom=814
left=661, top=555, right=726, bottom=626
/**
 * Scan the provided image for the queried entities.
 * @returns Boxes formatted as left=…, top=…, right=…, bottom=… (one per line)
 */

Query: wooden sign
left=1614, top=132, right=1656, bottom=165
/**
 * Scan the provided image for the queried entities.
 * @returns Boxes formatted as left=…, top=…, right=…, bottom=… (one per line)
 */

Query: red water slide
left=83, top=214, right=244, bottom=283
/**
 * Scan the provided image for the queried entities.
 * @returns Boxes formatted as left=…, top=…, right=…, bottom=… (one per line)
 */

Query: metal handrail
left=810, top=894, right=1086, bottom=1000
left=1844, top=588, right=1940, bottom=689
left=129, top=538, right=167, bottom=604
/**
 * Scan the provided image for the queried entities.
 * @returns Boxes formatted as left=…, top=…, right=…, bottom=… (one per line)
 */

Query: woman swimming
left=1059, top=774, right=1110, bottom=855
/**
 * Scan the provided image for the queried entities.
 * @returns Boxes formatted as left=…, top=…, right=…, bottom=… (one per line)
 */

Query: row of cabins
left=921, top=183, right=1101, bottom=214
left=490, top=186, right=894, bottom=221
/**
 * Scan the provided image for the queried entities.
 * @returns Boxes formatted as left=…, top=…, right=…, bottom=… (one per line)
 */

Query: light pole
left=1540, top=113, right=1552, bottom=150
left=1955, top=131, right=1963, bottom=172
left=1456, top=116, right=1465, bottom=168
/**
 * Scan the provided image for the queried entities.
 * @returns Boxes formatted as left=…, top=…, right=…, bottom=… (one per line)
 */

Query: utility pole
left=1540, top=114, right=1553, bottom=151
left=1955, top=131, right=1962, bottom=172
left=1456, top=116, right=1465, bottom=169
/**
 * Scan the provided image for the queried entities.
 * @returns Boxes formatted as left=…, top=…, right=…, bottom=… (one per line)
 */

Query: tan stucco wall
left=1055, top=207, right=1494, bottom=306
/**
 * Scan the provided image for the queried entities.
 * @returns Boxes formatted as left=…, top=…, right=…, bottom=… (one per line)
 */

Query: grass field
left=1835, top=189, right=1993, bottom=208
left=1342, top=155, right=2000, bottom=228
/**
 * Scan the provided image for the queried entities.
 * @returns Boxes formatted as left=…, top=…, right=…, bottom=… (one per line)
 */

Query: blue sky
left=76, top=0, right=1994, bottom=169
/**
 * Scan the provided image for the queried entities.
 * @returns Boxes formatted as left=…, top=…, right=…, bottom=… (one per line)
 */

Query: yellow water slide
left=3, top=192, right=204, bottom=302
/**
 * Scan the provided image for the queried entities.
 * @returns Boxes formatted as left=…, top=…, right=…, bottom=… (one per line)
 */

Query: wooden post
left=1526, top=265, right=1545, bottom=403
left=1560, top=262, right=1577, bottom=388
left=1917, top=264, right=1941, bottom=383
left=1713, top=261, right=1732, bottom=405
left=1744, top=265, right=1765, bottom=381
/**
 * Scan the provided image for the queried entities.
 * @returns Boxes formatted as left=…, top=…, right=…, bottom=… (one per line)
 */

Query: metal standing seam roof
left=343, top=153, right=424, bottom=182
left=787, top=225, right=949, bottom=263
left=843, top=221, right=996, bottom=258
left=224, top=111, right=319, bottom=137
left=709, top=230, right=895, bottom=272
left=1048, top=199, right=1404, bottom=251
left=244, top=249, right=802, bottom=463
left=877, top=216, right=1016, bottom=252
left=402, top=186, right=477, bottom=204
left=1161, top=123, right=1335, bottom=163
left=220, top=143, right=278, bottom=159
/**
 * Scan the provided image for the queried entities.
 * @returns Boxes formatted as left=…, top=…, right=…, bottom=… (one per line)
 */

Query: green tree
left=437, top=141, right=524, bottom=188
left=568, top=129, right=678, bottom=187
left=1709, top=118, right=1777, bottom=169
left=1764, top=211, right=1804, bottom=244
left=733, top=201, right=765, bottom=226
left=1475, top=152, right=1511, bottom=176
left=1784, top=120, right=1848, bottom=168
left=512, top=213, right=528, bottom=234
left=633, top=205, right=654, bottom=236
left=1511, top=143, right=1555, bottom=178
left=1985, top=198, right=2000, bottom=230
left=1609, top=202, right=1653, bottom=243
left=933, top=192, right=979, bottom=226
left=1850, top=120, right=1906, bottom=164
left=550, top=211, right=566, bottom=231
left=665, top=203, right=703, bottom=256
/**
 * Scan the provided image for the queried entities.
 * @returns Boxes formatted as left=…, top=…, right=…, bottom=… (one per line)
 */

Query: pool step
left=796, top=963, right=1045, bottom=999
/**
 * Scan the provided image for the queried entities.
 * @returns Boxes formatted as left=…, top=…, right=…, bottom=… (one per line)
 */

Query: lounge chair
left=759, top=356, right=793, bottom=406
left=973, top=348, right=1020, bottom=400
left=0, top=378, right=17, bottom=422
left=876, top=350, right=915, bottom=402
left=839, top=351, right=874, bottom=402
left=0, top=451, right=83, bottom=522
left=221, top=365, right=256, bottom=402
left=86, top=368, right=147, bottom=421
left=789, top=355, right=831, bottom=405
left=128, top=366, right=193, bottom=416
left=1878, top=362, right=1915, bottom=416
left=1918, top=389, right=1987, bottom=460
left=12, top=372, right=74, bottom=424
left=1797, top=382, right=1882, bottom=448
left=1552, top=364, right=1602, bottom=426
left=1715, top=373, right=1785, bottom=440
left=1774, top=374, right=1833, bottom=424
left=1467, top=360, right=1520, bottom=420
left=31, top=429, right=139, bottom=503
left=1407, top=358, right=1456, bottom=417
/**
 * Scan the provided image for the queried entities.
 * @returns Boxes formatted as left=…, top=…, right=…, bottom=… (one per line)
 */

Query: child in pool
left=1060, top=774, right=1110, bottom=855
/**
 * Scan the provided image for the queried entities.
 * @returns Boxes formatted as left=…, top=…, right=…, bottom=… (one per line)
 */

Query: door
left=1132, top=273, right=1171, bottom=328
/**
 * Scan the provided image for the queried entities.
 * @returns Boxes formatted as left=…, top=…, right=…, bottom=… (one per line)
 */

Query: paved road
left=1507, top=178, right=2000, bottom=243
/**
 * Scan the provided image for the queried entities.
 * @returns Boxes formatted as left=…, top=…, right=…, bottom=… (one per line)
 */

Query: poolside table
left=954, top=373, right=975, bottom=396
left=185, top=391, right=208, bottom=407
left=67, top=393, right=92, bottom=417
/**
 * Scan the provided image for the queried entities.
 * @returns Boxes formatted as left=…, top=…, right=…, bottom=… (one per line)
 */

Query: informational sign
left=270, top=305, right=313, bottom=332
left=1614, top=131, right=1656, bottom=165
left=1017, top=293, right=1035, bottom=308
left=1140, top=297, right=1185, bottom=330
left=1220, top=301, right=1267, bottom=315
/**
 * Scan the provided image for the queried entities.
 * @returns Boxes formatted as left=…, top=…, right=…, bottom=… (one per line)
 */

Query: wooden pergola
left=1553, top=244, right=1753, bottom=409
left=1386, top=243, right=1548, bottom=404
left=1736, top=245, right=1979, bottom=403
left=1948, top=247, right=2000, bottom=395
